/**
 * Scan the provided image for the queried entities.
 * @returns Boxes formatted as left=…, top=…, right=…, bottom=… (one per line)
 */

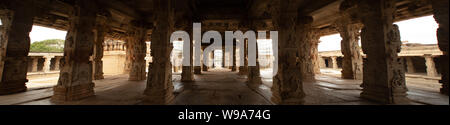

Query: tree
left=30, top=39, right=65, bottom=53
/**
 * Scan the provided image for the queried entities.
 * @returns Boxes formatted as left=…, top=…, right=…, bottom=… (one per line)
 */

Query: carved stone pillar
left=43, top=56, right=53, bottom=73
left=311, top=37, right=321, bottom=74
left=92, top=13, right=108, bottom=80
left=424, top=55, right=438, bottom=77
left=31, top=57, right=39, bottom=72
left=405, top=57, right=415, bottom=73
left=297, top=21, right=318, bottom=82
left=319, top=57, right=326, bottom=69
left=431, top=0, right=449, bottom=95
left=238, top=39, right=248, bottom=75
left=0, top=1, right=34, bottom=95
left=335, top=14, right=363, bottom=80
left=181, top=26, right=194, bottom=82
left=270, top=1, right=305, bottom=104
left=143, top=0, right=174, bottom=104
left=247, top=21, right=263, bottom=87
left=52, top=1, right=97, bottom=102
left=231, top=45, right=237, bottom=71
left=124, top=41, right=132, bottom=74
left=197, top=46, right=205, bottom=73
left=358, top=0, right=408, bottom=104
left=128, top=21, right=148, bottom=81
left=54, top=57, right=60, bottom=71
left=331, top=56, right=338, bottom=69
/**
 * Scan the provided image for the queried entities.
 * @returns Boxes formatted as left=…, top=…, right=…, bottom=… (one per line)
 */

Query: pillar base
left=271, top=94, right=304, bottom=105
left=194, top=66, right=202, bottom=74
left=143, top=87, right=174, bottom=105
left=181, top=66, right=194, bottom=82
left=129, top=76, right=146, bottom=81
left=247, top=78, right=262, bottom=88
left=93, top=74, right=104, bottom=80
left=360, top=85, right=409, bottom=104
left=0, top=79, right=28, bottom=95
left=440, top=87, right=449, bottom=95
left=51, top=83, right=95, bottom=102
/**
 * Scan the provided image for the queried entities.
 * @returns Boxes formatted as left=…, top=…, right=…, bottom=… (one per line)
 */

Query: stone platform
left=0, top=68, right=447, bottom=105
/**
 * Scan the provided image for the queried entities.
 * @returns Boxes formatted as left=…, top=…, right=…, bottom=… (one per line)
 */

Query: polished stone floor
left=0, top=68, right=448, bottom=105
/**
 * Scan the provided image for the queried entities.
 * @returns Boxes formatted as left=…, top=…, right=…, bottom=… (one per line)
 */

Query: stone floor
left=0, top=68, right=447, bottom=105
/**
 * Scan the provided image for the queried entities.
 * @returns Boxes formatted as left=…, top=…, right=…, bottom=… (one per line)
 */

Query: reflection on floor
left=0, top=68, right=447, bottom=105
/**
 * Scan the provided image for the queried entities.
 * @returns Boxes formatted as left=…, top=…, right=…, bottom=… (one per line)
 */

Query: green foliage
left=30, top=39, right=65, bottom=53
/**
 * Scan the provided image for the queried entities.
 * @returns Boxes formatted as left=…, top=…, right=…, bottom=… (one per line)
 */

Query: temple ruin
left=0, top=0, right=448, bottom=105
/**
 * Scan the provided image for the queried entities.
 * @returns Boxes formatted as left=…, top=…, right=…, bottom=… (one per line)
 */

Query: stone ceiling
left=17, top=0, right=433, bottom=39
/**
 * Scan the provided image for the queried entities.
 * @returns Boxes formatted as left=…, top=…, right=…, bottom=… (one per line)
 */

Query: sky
left=29, top=25, right=67, bottom=43
left=318, top=15, right=438, bottom=52
left=5, top=15, right=436, bottom=50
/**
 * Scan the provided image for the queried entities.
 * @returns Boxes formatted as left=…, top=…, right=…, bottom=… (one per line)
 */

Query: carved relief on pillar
left=431, top=0, right=449, bottom=95
left=176, top=18, right=194, bottom=82
left=0, top=2, right=34, bottom=95
left=127, top=21, right=149, bottom=81
left=92, top=11, right=110, bottom=80
left=334, top=11, right=363, bottom=80
left=247, top=20, right=264, bottom=87
left=357, top=0, right=409, bottom=104
left=143, top=0, right=174, bottom=104
left=424, top=55, right=438, bottom=77
left=52, top=1, right=98, bottom=102
left=270, top=0, right=305, bottom=104
left=297, top=18, right=318, bottom=83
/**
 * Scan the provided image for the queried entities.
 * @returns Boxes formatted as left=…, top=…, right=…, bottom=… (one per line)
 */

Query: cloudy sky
left=25, top=15, right=438, bottom=52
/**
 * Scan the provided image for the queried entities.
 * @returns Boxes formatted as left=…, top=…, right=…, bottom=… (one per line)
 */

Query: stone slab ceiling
left=15, top=0, right=434, bottom=38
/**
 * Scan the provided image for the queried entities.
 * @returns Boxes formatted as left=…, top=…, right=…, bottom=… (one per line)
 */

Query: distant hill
left=30, top=39, right=65, bottom=53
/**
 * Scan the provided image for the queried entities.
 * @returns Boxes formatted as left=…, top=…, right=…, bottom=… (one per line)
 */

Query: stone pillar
left=331, top=56, right=338, bottom=69
left=43, top=56, right=53, bottom=73
left=196, top=46, right=205, bottom=73
left=231, top=45, right=237, bottom=71
left=180, top=24, right=194, bottom=82
left=431, top=0, right=449, bottom=95
left=247, top=21, right=264, bottom=87
left=297, top=21, right=319, bottom=82
left=128, top=21, right=148, bottom=81
left=405, top=57, right=415, bottom=73
left=54, top=57, right=60, bottom=71
left=335, top=14, right=363, bottom=80
left=0, top=1, right=35, bottom=95
left=238, top=39, right=248, bottom=75
left=209, top=51, right=214, bottom=69
left=319, top=57, right=326, bottom=69
left=52, top=1, right=97, bottom=102
left=424, top=55, right=438, bottom=77
left=270, top=1, right=305, bottom=104
left=31, top=57, right=39, bottom=72
left=311, top=38, right=321, bottom=74
left=358, top=0, right=408, bottom=104
left=124, top=41, right=132, bottom=74
left=222, top=47, right=226, bottom=68
left=143, top=0, right=174, bottom=104
left=92, top=13, right=108, bottom=80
